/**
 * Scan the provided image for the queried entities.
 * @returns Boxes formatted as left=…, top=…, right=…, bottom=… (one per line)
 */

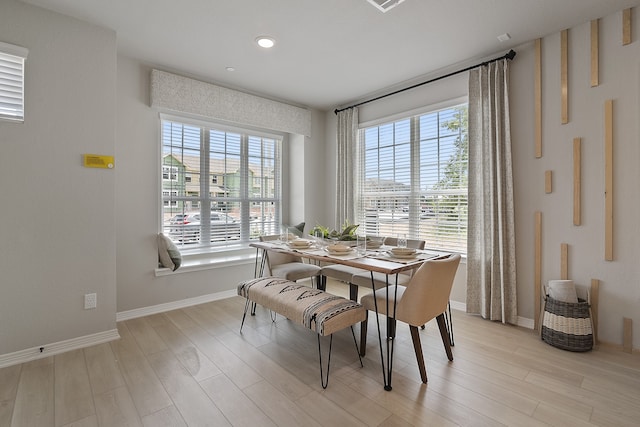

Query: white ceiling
left=22, top=0, right=640, bottom=111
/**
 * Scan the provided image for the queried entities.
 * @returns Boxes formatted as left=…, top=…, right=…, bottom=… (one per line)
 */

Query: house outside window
left=160, top=116, right=282, bottom=250
left=356, top=103, right=468, bottom=254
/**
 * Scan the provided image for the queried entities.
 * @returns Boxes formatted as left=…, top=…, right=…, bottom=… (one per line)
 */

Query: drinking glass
left=314, top=229, right=325, bottom=248
left=280, top=226, right=289, bottom=243
left=397, top=234, right=407, bottom=248
left=357, top=233, right=367, bottom=256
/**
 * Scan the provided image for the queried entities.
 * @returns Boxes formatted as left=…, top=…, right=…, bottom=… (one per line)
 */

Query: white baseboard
left=0, top=329, right=120, bottom=369
left=516, top=316, right=535, bottom=329
left=449, top=300, right=535, bottom=330
left=116, top=289, right=238, bottom=321
left=449, top=300, right=466, bottom=312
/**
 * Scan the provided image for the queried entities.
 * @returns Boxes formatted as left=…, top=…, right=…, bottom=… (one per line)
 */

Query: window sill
left=155, top=246, right=258, bottom=276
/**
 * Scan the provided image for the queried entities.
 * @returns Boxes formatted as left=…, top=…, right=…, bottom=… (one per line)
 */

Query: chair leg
left=436, top=313, right=454, bottom=361
left=409, top=325, right=428, bottom=383
left=446, top=301, right=455, bottom=346
left=349, top=283, right=358, bottom=301
left=359, top=312, right=368, bottom=357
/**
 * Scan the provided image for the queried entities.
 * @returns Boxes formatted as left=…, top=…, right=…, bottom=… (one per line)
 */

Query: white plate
left=387, top=251, right=417, bottom=259
left=289, top=238, right=312, bottom=245
left=390, top=248, right=416, bottom=256
left=288, top=241, right=312, bottom=248
left=325, top=247, right=353, bottom=255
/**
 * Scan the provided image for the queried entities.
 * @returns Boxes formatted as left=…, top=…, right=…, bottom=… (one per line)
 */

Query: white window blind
left=0, top=41, right=28, bottom=122
left=357, top=104, right=468, bottom=254
left=160, top=116, right=282, bottom=250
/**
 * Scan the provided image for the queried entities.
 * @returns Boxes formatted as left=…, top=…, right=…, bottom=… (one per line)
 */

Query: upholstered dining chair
left=348, top=237, right=426, bottom=300
left=359, top=253, right=461, bottom=383
left=259, top=235, right=322, bottom=287
left=319, top=235, right=383, bottom=299
left=321, top=237, right=424, bottom=300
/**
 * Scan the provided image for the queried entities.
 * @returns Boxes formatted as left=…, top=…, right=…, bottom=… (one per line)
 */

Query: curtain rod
left=334, top=49, right=516, bottom=115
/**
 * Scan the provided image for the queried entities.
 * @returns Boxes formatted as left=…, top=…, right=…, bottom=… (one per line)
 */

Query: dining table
left=249, top=238, right=444, bottom=391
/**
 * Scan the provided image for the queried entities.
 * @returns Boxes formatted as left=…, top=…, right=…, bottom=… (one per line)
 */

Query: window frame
left=159, top=113, right=284, bottom=255
left=356, top=97, right=468, bottom=255
left=0, top=41, right=28, bottom=123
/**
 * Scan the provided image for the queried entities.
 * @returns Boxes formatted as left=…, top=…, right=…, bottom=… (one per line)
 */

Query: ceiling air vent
left=366, top=0, right=406, bottom=13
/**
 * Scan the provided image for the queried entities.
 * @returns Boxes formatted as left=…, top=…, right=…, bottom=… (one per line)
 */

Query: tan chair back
left=259, top=235, right=302, bottom=273
left=383, top=237, right=426, bottom=279
left=383, top=237, right=426, bottom=250
left=396, top=254, right=461, bottom=326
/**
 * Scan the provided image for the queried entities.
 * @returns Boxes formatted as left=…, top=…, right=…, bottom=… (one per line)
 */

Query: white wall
left=512, top=11, right=640, bottom=347
left=0, top=0, right=117, bottom=355
left=325, top=8, right=640, bottom=348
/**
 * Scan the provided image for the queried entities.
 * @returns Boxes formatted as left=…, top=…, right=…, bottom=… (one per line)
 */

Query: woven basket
left=541, top=295, right=594, bottom=352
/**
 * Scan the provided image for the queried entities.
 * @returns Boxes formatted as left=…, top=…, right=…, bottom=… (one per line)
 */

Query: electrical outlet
left=84, top=293, right=97, bottom=309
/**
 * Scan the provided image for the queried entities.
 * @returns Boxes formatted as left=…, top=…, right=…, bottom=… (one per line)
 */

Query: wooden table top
left=250, top=240, right=441, bottom=275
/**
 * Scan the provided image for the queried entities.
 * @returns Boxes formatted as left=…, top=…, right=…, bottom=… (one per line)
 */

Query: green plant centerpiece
left=310, top=221, right=359, bottom=243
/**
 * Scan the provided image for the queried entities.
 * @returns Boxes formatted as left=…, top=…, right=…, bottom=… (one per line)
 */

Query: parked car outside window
left=167, top=211, right=240, bottom=244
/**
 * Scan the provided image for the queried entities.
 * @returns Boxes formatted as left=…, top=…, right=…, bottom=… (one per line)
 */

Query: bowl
left=366, top=240, right=383, bottom=249
left=289, top=239, right=312, bottom=248
left=326, top=244, right=351, bottom=253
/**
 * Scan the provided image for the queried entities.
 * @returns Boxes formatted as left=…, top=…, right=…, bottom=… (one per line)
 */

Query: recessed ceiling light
left=226, top=67, right=235, bottom=72
left=256, top=36, right=275, bottom=48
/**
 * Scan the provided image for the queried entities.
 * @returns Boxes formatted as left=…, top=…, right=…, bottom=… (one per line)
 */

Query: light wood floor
left=2, top=280, right=639, bottom=427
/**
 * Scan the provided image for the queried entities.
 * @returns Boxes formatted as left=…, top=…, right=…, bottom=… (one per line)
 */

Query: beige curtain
left=466, top=59, right=517, bottom=324
left=335, top=107, right=358, bottom=228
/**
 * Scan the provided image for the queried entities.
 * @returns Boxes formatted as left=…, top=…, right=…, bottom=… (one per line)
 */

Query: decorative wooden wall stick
left=560, top=243, right=568, bottom=279
left=574, top=138, right=581, bottom=225
left=591, top=19, right=599, bottom=87
left=535, top=38, right=542, bottom=157
left=535, top=212, right=542, bottom=330
left=605, top=100, right=614, bottom=261
left=590, top=279, right=600, bottom=345
left=623, top=317, right=633, bottom=353
left=623, top=8, right=632, bottom=45
left=545, top=170, right=552, bottom=193
left=561, top=29, right=569, bottom=124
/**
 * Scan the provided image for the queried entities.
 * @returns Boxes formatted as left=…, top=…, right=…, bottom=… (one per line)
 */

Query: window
left=162, top=166, right=177, bottom=180
left=356, top=103, right=468, bottom=254
left=160, top=116, right=282, bottom=250
left=0, top=41, right=28, bottom=122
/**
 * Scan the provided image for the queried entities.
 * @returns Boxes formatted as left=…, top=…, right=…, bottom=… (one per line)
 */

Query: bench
left=237, top=276, right=366, bottom=388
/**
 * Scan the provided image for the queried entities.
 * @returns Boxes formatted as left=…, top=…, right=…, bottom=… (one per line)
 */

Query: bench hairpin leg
left=317, top=333, right=333, bottom=389
left=350, top=325, right=364, bottom=367
left=240, top=297, right=251, bottom=332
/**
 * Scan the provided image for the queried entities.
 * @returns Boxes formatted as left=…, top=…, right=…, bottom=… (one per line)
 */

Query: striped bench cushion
left=237, top=277, right=366, bottom=336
